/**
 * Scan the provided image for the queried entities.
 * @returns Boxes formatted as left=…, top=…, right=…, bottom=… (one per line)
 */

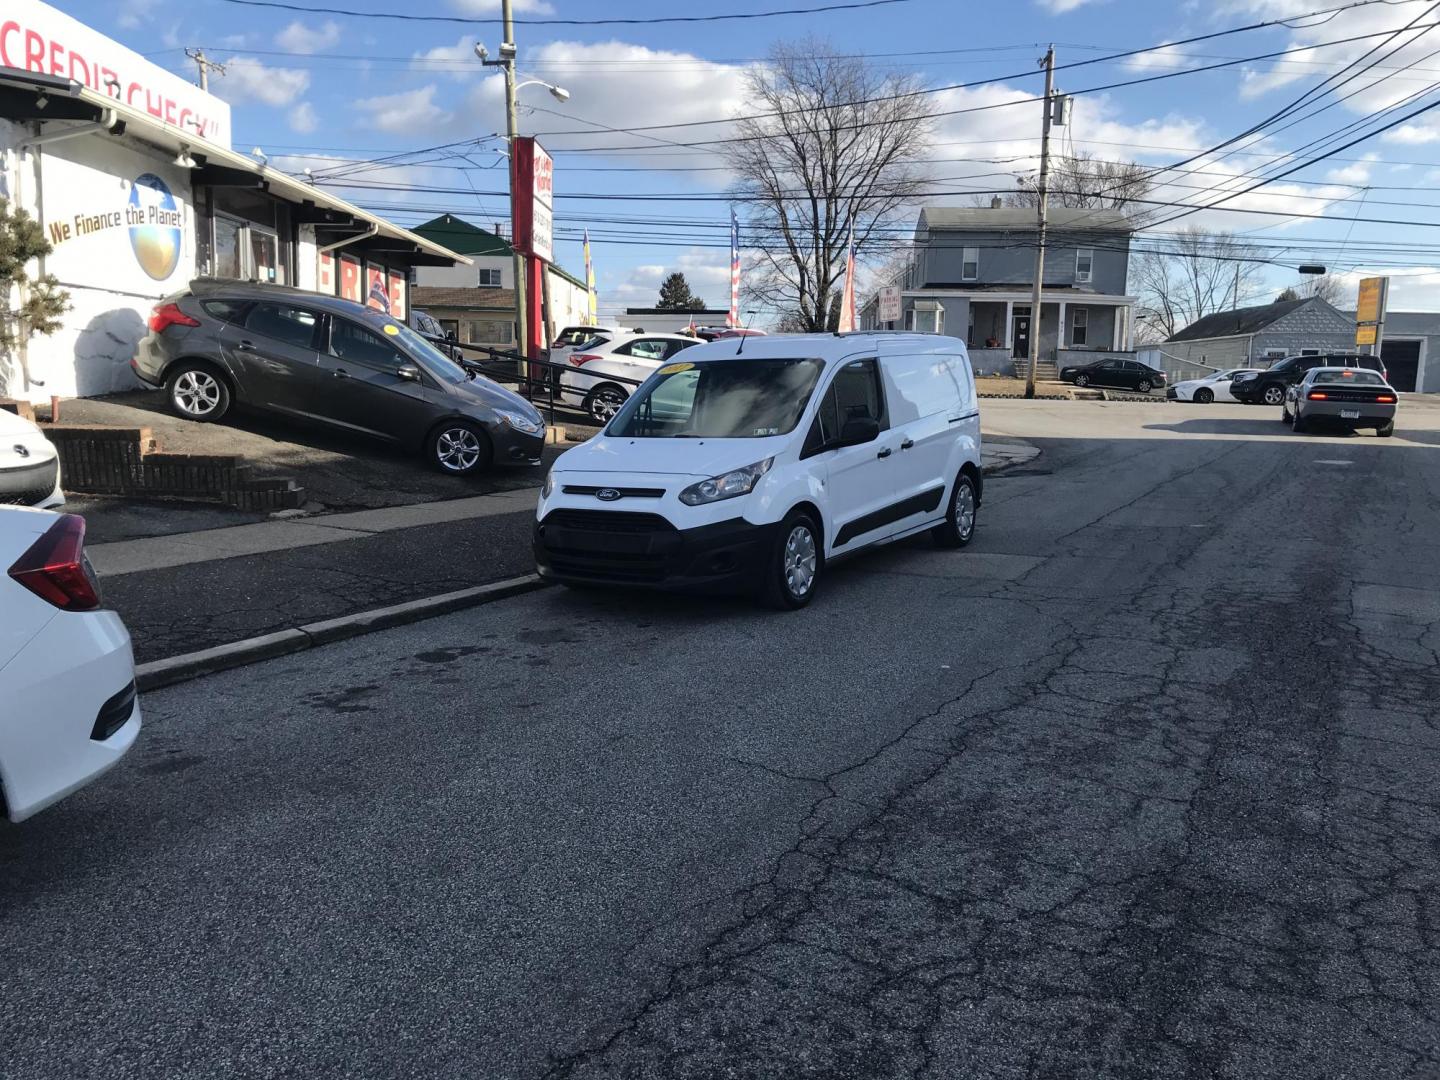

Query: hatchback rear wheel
left=167, top=362, right=231, bottom=422
left=584, top=384, right=627, bottom=424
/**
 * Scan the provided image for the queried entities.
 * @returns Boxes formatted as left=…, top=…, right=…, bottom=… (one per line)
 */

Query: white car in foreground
left=1, top=408, right=64, bottom=509
left=1, top=508, right=140, bottom=821
left=1167, top=368, right=1260, bottom=404
left=557, top=332, right=701, bottom=423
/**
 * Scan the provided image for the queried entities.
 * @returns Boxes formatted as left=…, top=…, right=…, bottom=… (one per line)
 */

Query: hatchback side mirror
left=397, top=365, right=422, bottom=382
left=836, top=416, right=880, bottom=448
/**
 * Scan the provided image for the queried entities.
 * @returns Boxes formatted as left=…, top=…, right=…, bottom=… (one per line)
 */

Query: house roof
left=919, top=206, right=1134, bottom=232
left=412, top=215, right=514, bottom=258
left=411, top=286, right=516, bottom=312
left=1168, top=297, right=1313, bottom=342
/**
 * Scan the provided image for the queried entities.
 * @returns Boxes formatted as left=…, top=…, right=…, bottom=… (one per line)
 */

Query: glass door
left=213, top=216, right=244, bottom=279
left=250, top=227, right=282, bottom=283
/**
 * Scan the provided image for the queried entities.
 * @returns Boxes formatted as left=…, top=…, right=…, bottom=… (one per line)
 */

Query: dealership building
left=0, top=0, right=466, bottom=405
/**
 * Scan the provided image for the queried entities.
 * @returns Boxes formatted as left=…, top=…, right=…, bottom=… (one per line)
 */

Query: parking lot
left=4, top=398, right=1439, bottom=1079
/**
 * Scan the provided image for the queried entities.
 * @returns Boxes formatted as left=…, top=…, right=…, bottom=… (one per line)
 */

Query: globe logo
left=128, top=173, right=183, bottom=281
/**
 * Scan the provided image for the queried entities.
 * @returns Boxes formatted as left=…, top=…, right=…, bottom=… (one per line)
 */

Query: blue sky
left=70, top=0, right=1440, bottom=317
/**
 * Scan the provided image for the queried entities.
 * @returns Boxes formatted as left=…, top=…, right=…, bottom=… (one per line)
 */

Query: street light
left=474, top=26, right=573, bottom=372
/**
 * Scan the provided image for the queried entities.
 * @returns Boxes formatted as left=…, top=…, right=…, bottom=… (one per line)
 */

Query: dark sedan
left=132, top=279, right=546, bottom=475
left=1059, top=357, right=1167, bottom=393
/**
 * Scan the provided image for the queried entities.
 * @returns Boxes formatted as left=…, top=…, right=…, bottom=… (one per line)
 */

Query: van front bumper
left=534, top=509, right=777, bottom=593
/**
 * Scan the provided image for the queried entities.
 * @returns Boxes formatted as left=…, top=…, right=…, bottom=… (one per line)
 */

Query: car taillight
left=6, top=514, right=102, bottom=611
left=1377, top=394, right=1396, bottom=403
left=148, top=302, right=200, bottom=334
left=569, top=353, right=601, bottom=366
left=1308, top=392, right=1328, bottom=400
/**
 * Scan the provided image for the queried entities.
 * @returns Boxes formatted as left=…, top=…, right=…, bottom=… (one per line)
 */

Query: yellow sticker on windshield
left=383, top=324, right=401, bottom=336
left=658, top=362, right=695, bottom=375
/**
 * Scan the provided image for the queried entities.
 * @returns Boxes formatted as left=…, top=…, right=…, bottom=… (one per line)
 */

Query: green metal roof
left=412, top=214, right=514, bottom=258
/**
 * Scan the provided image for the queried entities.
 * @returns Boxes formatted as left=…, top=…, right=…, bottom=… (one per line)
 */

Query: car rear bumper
left=1300, top=402, right=1397, bottom=426
left=0, top=609, right=140, bottom=822
left=534, top=511, right=777, bottom=593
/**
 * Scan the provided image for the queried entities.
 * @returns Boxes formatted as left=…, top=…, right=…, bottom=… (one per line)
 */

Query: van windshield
left=610, top=358, right=824, bottom=439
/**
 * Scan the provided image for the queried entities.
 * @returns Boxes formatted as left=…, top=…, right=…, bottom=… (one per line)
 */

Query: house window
left=477, top=267, right=503, bottom=288
left=961, top=247, right=979, bottom=281
left=1071, top=307, right=1088, bottom=347
left=909, top=305, right=943, bottom=334
left=1300, top=349, right=1320, bottom=356
left=1075, top=248, right=1093, bottom=283
left=467, top=319, right=513, bottom=344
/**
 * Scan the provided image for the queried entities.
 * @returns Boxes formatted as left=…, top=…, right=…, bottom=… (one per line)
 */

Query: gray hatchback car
left=132, top=280, right=546, bottom=475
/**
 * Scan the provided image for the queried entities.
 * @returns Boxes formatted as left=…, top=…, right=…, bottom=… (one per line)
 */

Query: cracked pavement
left=3, top=400, right=1439, bottom=1078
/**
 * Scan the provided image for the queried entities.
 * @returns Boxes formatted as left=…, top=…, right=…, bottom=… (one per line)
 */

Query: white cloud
left=117, top=0, right=160, bottom=29
left=289, top=102, right=319, bottom=134
left=1036, top=0, right=1103, bottom=10
left=356, top=85, right=453, bottom=134
left=1326, top=153, right=1380, bottom=184
left=275, top=20, right=341, bottom=55
left=1124, top=43, right=1191, bottom=73
left=1385, top=118, right=1440, bottom=144
left=602, top=251, right=732, bottom=316
left=412, top=36, right=481, bottom=81
left=214, top=58, right=310, bottom=108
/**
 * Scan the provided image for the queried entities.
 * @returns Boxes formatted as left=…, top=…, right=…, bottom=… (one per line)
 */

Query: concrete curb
left=134, top=574, right=548, bottom=692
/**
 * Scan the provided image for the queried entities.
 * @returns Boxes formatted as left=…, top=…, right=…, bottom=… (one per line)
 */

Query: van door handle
left=236, top=340, right=256, bottom=352
left=900, top=438, right=915, bottom=450
left=876, top=447, right=892, bottom=459
left=332, top=368, right=350, bottom=380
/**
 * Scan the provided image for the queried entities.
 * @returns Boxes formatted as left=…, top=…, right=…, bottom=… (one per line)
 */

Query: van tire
left=932, top=471, right=978, bottom=549
left=758, top=510, right=821, bottom=610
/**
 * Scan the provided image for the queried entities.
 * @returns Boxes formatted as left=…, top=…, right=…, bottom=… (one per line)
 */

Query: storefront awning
left=0, top=67, right=469, bottom=268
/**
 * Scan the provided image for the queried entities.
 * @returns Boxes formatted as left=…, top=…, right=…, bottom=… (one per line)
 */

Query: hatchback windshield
left=364, top=314, right=470, bottom=382
left=611, top=358, right=824, bottom=438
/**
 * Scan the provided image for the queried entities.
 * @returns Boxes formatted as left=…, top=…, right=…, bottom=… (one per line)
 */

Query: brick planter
left=44, top=425, right=304, bottom=511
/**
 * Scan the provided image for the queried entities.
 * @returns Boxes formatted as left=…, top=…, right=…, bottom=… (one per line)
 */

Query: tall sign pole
left=501, top=0, right=527, bottom=362
left=1025, top=46, right=1056, bottom=401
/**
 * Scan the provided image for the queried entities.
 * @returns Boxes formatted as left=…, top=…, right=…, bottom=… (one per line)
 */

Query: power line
left=214, top=0, right=920, bottom=26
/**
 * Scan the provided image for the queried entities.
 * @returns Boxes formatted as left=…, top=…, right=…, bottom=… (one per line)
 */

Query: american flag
left=728, top=208, right=740, bottom=328
left=836, top=221, right=856, bottom=333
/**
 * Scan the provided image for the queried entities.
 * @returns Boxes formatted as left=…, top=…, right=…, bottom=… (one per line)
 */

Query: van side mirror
left=396, top=365, right=422, bottom=382
left=836, top=416, right=880, bottom=448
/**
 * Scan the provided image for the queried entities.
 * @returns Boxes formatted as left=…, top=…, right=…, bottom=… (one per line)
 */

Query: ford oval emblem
left=595, top=488, right=621, bottom=502
left=13, top=444, right=29, bottom=458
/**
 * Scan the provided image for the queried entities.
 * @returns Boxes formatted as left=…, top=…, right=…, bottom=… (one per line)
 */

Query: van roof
left=675, top=332, right=966, bottom=363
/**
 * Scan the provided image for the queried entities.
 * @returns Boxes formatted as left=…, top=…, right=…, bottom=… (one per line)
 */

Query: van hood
left=556, top=434, right=788, bottom=478
left=0, top=409, right=42, bottom=438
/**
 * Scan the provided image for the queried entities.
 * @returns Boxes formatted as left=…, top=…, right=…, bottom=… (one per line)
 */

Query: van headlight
left=497, top=409, right=544, bottom=435
left=542, top=469, right=556, bottom=498
left=678, top=458, right=774, bottom=506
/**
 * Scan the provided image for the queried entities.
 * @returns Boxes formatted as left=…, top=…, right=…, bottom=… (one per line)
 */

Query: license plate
left=1340, top=409, right=1361, bottom=419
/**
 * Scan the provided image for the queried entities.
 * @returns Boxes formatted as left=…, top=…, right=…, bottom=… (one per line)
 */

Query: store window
left=214, top=216, right=244, bottom=279
left=467, top=319, right=514, bottom=344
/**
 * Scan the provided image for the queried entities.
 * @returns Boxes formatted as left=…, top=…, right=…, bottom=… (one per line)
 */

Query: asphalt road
left=4, top=400, right=1440, bottom=1079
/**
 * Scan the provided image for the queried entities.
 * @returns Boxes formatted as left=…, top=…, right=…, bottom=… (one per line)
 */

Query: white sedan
left=1167, top=368, right=1260, bottom=404
left=557, top=332, right=702, bottom=423
left=0, top=507, right=140, bottom=822
left=1, top=407, right=63, bottom=509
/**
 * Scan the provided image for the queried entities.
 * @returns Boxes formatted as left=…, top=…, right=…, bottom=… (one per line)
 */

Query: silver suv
left=132, top=280, right=546, bottom=475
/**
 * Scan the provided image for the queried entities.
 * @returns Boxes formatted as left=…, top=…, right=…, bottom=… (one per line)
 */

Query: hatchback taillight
left=7, top=514, right=102, bottom=611
left=148, top=302, right=200, bottom=334
left=569, top=353, right=601, bottom=366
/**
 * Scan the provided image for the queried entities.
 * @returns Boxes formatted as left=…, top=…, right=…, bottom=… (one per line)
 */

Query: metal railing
left=448, top=342, right=644, bottom=425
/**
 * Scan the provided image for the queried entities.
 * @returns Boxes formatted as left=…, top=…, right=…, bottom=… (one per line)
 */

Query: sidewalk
left=96, top=437, right=1039, bottom=665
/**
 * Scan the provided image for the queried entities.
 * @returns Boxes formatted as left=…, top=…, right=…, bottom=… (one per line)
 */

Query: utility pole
left=185, top=49, right=225, bottom=92
left=1025, top=46, right=1056, bottom=401
left=500, top=0, right=528, bottom=366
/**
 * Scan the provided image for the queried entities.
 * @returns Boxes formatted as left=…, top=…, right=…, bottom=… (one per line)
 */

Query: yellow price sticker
left=657, top=362, right=695, bottom=375
left=383, top=323, right=401, bottom=336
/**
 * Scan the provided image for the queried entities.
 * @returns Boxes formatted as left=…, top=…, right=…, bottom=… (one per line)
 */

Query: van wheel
left=933, top=472, right=978, bottom=549
left=428, top=420, right=492, bottom=475
left=758, top=511, right=821, bottom=610
left=584, top=384, right=627, bottom=424
left=167, top=362, right=231, bottom=422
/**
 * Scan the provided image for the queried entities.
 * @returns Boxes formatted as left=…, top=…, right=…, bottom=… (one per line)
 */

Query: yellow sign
left=1356, top=324, right=1378, bottom=346
left=1356, top=277, right=1385, bottom=324
left=657, top=362, right=695, bottom=375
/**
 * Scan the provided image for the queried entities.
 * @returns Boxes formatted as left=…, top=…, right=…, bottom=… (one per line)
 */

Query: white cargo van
left=533, top=333, right=982, bottom=609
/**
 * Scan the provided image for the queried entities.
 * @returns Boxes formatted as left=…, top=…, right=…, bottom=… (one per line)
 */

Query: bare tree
left=725, top=39, right=935, bottom=332
left=1009, top=152, right=1152, bottom=219
left=1274, top=275, right=1347, bottom=306
left=1132, top=227, right=1267, bottom=341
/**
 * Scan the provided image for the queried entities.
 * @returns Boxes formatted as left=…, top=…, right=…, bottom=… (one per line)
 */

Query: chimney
left=990, top=196, right=1003, bottom=209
